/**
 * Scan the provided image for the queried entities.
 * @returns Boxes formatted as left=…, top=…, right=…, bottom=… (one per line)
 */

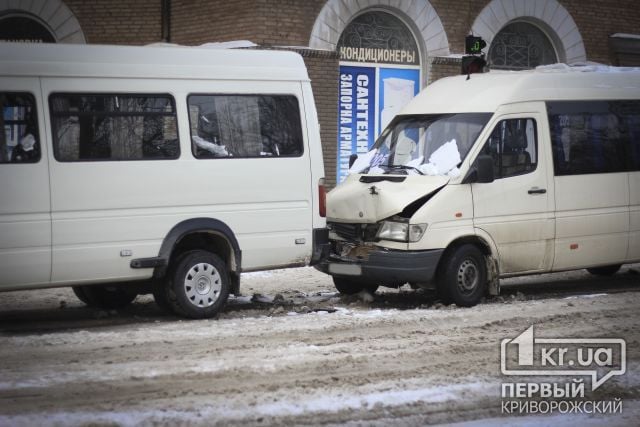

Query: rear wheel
left=165, top=250, right=231, bottom=319
left=72, top=286, right=91, bottom=305
left=333, top=277, right=378, bottom=295
left=73, top=284, right=137, bottom=309
left=437, top=244, right=487, bottom=307
left=586, top=264, right=621, bottom=276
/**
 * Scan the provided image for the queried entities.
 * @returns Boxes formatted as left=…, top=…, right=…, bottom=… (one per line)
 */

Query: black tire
left=586, top=264, right=622, bottom=276
left=73, top=284, right=137, bottom=309
left=72, top=286, right=92, bottom=305
left=165, top=250, right=231, bottom=319
left=333, top=277, right=378, bottom=295
left=437, top=244, right=487, bottom=307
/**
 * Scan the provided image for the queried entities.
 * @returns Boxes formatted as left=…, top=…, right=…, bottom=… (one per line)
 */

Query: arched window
left=0, top=15, right=56, bottom=43
left=0, top=1, right=85, bottom=44
left=338, top=12, right=419, bottom=64
left=489, top=22, right=558, bottom=70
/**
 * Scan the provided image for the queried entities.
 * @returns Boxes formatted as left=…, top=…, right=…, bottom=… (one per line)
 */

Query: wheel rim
left=184, top=262, right=222, bottom=308
left=457, top=259, right=479, bottom=295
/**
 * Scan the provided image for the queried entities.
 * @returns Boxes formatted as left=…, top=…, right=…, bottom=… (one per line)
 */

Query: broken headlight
left=376, top=221, right=427, bottom=242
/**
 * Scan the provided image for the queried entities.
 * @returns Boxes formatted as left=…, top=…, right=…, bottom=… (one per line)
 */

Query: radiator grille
left=329, top=222, right=379, bottom=242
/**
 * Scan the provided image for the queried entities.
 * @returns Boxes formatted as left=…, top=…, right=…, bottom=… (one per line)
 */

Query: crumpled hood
left=327, top=174, right=449, bottom=223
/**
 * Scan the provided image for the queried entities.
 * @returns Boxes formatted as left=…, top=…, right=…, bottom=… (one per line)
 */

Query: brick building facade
left=2, top=0, right=639, bottom=187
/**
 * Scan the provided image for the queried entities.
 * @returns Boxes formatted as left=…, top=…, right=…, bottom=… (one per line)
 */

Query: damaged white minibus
left=317, top=65, right=640, bottom=306
left=0, top=43, right=327, bottom=318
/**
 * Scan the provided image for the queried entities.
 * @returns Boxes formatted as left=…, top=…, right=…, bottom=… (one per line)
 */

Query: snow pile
left=563, top=293, right=608, bottom=300
left=536, top=63, right=640, bottom=73
left=610, top=33, right=640, bottom=39
left=146, top=41, right=257, bottom=49
left=198, top=41, right=257, bottom=49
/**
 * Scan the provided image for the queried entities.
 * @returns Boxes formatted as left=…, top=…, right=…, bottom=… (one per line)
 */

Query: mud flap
left=486, top=255, right=500, bottom=296
left=230, top=271, right=241, bottom=296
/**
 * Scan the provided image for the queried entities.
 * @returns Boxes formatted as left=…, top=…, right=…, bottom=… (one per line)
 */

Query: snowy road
left=0, top=266, right=639, bottom=426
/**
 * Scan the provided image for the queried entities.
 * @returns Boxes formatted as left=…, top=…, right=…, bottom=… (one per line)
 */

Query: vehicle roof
left=0, top=42, right=309, bottom=81
left=401, top=64, right=640, bottom=115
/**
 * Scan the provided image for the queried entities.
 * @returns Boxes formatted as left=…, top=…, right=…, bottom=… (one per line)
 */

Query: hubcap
left=184, top=262, right=221, bottom=308
left=457, top=259, right=478, bottom=295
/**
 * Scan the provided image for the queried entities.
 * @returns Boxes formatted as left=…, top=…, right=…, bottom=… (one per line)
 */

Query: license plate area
left=328, top=263, right=362, bottom=276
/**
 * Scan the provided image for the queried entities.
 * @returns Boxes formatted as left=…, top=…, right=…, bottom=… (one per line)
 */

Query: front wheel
left=165, top=250, right=231, bottom=319
left=333, top=277, right=378, bottom=295
left=437, top=244, right=487, bottom=307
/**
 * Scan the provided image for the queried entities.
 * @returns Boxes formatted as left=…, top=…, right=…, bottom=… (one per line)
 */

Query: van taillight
left=318, top=178, right=326, bottom=218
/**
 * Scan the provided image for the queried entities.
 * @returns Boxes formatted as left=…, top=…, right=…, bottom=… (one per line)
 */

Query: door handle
left=528, top=187, right=547, bottom=194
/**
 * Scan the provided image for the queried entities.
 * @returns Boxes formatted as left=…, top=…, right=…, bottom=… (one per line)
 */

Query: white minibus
left=0, top=42, right=328, bottom=318
left=317, top=65, right=640, bottom=306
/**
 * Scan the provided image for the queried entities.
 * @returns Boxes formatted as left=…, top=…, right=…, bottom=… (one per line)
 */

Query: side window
left=50, top=93, right=179, bottom=161
left=547, top=101, right=635, bottom=175
left=623, top=102, right=640, bottom=171
left=188, top=94, right=303, bottom=158
left=0, top=92, right=40, bottom=163
left=479, top=118, right=537, bottom=179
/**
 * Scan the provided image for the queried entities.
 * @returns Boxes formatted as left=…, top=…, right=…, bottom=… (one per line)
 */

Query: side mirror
left=476, top=155, right=495, bottom=183
left=348, top=153, right=358, bottom=168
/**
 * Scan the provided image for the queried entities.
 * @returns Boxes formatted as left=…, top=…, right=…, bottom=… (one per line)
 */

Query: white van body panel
left=0, top=77, right=51, bottom=287
left=1, top=43, right=309, bottom=82
left=0, top=43, right=326, bottom=294
left=470, top=107, right=555, bottom=274
left=409, top=184, right=475, bottom=250
left=300, top=81, right=327, bottom=232
left=630, top=172, right=640, bottom=261
left=41, top=77, right=314, bottom=284
left=401, top=69, right=638, bottom=115
left=320, top=66, right=640, bottom=298
left=553, top=173, right=629, bottom=270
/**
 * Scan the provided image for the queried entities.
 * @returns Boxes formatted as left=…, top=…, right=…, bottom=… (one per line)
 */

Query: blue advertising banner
left=378, top=68, right=420, bottom=134
left=337, top=66, right=376, bottom=184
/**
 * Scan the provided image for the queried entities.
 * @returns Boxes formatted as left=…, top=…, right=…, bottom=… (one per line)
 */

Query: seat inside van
left=502, top=128, right=531, bottom=176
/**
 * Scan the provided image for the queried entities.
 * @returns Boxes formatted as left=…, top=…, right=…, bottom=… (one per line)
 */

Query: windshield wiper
left=385, top=164, right=424, bottom=175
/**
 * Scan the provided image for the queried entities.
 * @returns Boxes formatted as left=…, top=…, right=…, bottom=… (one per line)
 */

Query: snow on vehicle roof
left=401, top=63, right=640, bottom=115
left=146, top=40, right=258, bottom=49
left=0, top=42, right=308, bottom=81
left=610, top=33, right=640, bottom=39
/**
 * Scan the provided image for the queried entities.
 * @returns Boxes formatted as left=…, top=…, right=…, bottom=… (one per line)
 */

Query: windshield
left=355, top=113, right=491, bottom=176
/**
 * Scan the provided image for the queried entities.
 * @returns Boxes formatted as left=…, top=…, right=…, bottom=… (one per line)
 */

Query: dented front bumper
left=315, top=241, right=444, bottom=285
